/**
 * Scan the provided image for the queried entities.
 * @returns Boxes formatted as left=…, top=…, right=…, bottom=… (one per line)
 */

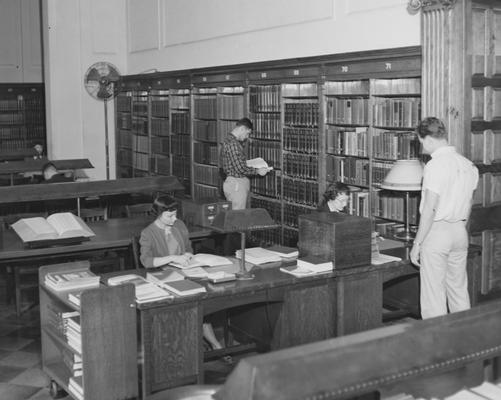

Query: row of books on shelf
left=249, top=85, right=281, bottom=112
left=193, top=119, right=218, bottom=142
left=171, top=95, right=190, bottom=109
left=219, top=95, right=245, bottom=120
left=0, top=99, right=24, bottom=110
left=250, top=197, right=282, bottom=222
left=373, top=98, right=420, bottom=128
left=171, top=135, right=190, bottom=154
left=371, top=78, right=421, bottom=96
left=283, top=203, right=315, bottom=228
left=150, top=136, right=170, bottom=154
left=171, top=112, right=190, bottom=134
left=283, top=153, right=319, bottom=180
left=346, top=188, right=370, bottom=218
left=193, top=142, right=218, bottom=166
left=116, top=95, right=132, bottom=112
left=324, top=80, right=369, bottom=96
left=193, top=97, right=217, bottom=119
left=282, top=178, right=318, bottom=207
left=326, top=127, right=368, bottom=157
left=372, top=160, right=395, bottom=186
left=132, top=152, right=149, bottom=171
left=0, top=114, right=24, bottom=124
left=150, top=154, right=170, bottom=175
left=68, top=376, right=83, bottom=400
left=0, top=126, right=44, bottom=139
left=132, top=117, right=148, bottom=135
left=282, top=83, right=317, bottom=98
left=249, top=140, right=281, bottom=169
left=284, top=102, right=319, bottom=127
left=194, top=164, right=220, bottom=187
left=150, top=118, right=170, bottom=136
left=326, top=155, right=369, bottom=186
left=131, top=134, right=149, bottom=153
left=118, top=130, right=132, bottom=148
left=283, top=127, right=319, bottom=153
left=193, top=183, right=219, bottom=200
left=250, top=113, right=281, bottom=139
left=372, top=129, right=420, bottom=160
left=373, top=191, right=419, bottom=224
left=117, top=113, right=131, bottom=130
left=172, top=155, right=191, bottom=179
left=251, top=171, right=279, bottom=198
left=151, top=99, right=169, bottom=117
left=326, top=97, right=368, bottom=126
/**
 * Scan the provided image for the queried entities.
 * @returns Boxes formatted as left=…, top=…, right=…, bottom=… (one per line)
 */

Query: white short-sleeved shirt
left=420, top=146, right=479, bottom=222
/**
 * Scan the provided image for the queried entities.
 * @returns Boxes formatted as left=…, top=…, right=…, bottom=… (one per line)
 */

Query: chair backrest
left=125, top=203, right=154, bottom=218
left=80, top=207, right=108, bottom=222
left=131, top=234, right=142, bottom=269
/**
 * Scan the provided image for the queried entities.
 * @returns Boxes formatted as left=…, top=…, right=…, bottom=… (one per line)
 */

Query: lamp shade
left=211, top=208, right=279, bottom=233
left=380, top=159, right=423, bottom=191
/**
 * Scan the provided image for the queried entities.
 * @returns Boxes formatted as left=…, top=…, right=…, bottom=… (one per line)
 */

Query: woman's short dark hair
left=42, top=162, right=57, bottom=175
left=322, top=182, right=350, bottom=202
left=236, top=117, right=253, bottom=130
left=152, top=195, right=178, bottom=216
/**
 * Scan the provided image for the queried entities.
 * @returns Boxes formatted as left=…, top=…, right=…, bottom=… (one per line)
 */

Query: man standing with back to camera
left=221, top=117, right=269, bottom=210
left=410, top=117, right=479, bottom=319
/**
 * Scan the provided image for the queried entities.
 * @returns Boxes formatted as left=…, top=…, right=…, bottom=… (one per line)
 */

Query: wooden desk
left=0, top=159, right=94, bottom=185
left=0, top=217, right=213, bottom=265
left=132, top=257, right=419, bottom=398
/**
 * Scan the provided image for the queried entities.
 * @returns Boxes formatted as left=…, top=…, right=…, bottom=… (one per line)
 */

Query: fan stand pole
left=104, top=98, right=110, bottom=180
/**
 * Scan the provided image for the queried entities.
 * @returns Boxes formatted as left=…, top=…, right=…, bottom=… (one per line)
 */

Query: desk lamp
left=380, top=159, right=423, bottom=241
left=211, top=208, right=279, bottom=280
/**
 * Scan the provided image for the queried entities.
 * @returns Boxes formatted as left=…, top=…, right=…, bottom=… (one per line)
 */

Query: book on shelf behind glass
left=11, top=212, right=95, bottom=243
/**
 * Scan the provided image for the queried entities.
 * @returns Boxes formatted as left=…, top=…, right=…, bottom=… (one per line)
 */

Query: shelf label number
left=261, top=72, right=267, bottom=78
left=293, top=69, right=299, bottom=76
left=385, top=62, right=392, bottom=70
left=341, top=66, right=349, bottom=73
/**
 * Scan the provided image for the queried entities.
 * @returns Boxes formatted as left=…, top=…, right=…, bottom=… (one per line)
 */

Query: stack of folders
left=45, top=268, right=99, bottom=292
left=68, top=376, right=83, bottom=400
left=235, top=247, right=282, bottom=265
left=107, top=274, right=173, bottom=304
left=280, top=255, right=333, bottom=278
left=265, top=245, right=299, bottom=260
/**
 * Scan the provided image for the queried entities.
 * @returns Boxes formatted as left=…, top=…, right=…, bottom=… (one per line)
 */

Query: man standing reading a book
left=221, top=117, right=270, bottom=210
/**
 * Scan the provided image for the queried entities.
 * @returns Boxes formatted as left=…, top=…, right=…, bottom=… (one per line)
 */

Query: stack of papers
left=107, top=274, right=173, bottom=303
left=168, top=253, right=232, bottom=269
left=45, top=268, right=100, bottom=292
left=265, top=245, right=299, bottom=259
left=246, top=157, right=273, bottom=171
left=235, top=247, right=282, bottom=265
left=371, top=253, right=402, bottom=265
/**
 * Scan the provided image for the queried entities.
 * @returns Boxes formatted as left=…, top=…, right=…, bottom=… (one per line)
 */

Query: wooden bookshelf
left=0, top=84, right=46, bottom=159
left=114, top=46, right=422, bottom=247
left=39, top=263, right=137, bottom=400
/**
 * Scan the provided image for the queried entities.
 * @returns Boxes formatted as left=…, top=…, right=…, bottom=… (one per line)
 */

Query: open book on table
left=168, top=253, right=232, bottom=269
left=11, top=212, right=95, bottom=243
left=246, top=157, right=273, bottom=171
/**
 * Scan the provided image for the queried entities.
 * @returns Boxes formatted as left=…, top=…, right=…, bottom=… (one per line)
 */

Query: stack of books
left=62, top=348, right=82, bottom=377
left=235, top=247, right=282, bottom=265
left=161, top=279, right=206, bottom=297
left=45, top=268, right=99, bottom=292
left=265, top=245, right=299, bottom=259
left=65, top=316, right=81, bottom=354
left=280, top=255, right=333, bottom=277
left=107, top=274, right=173, bottom=303
left=68, top=376, right=83, bottom=400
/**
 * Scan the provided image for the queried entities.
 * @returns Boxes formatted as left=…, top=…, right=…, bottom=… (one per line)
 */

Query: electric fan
left=84, top=61, right=121, bottom=179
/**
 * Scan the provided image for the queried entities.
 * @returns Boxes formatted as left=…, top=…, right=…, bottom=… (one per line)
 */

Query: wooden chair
left=1, top=212, right=47, bottom=316
left=125, top=203, right=154, bottom=218
left=131, top=234, right=142, bottom=269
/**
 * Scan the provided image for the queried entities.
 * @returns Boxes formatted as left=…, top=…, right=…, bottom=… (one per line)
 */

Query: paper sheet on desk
left=371, top=253, right=402, bottom=265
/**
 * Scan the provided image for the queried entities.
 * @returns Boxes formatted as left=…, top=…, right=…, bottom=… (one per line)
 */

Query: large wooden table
left=0, top=217, right=213, bottom=265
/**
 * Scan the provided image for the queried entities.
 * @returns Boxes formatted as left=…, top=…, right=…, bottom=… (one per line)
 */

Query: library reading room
left=1, top=1, right=501, bottom=399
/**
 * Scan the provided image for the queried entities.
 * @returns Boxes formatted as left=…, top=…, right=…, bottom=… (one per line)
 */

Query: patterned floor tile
left=0, top=337, right=33, bottom=352
left=0, top=364, right=25, bottom=382
left=0, top=351, right=41, bottom=369
left=10, top=366, right=49, bottom=388
left=0, top=383, right=40, bottom=400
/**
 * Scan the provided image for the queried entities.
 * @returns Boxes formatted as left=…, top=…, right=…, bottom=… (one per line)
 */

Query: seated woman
left=139, top=195, right=231, bottom=363
left=317, top=181, right=350, bottom=213
left=41, top=162, right=74, bottom=183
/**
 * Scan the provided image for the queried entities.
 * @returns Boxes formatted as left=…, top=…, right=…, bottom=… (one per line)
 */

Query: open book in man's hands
left=246, top=157, right=273, bottom=171
left=11, top=212, right=95, bottom=243
left=168, top=253, right=232, bottom=269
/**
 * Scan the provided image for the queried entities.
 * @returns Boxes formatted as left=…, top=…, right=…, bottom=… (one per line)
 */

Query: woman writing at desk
left=317, top=181, right=350, bottom=213
left=139, top=195, right=232, bottom=363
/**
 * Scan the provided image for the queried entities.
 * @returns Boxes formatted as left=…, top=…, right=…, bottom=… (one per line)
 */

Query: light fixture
left=380, top=159, right=423, bottom=241
left=211, top=208, right=279, bottom=280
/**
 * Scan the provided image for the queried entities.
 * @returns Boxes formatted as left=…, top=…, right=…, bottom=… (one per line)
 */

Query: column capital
left=407, top=0, right=458, bottom=13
